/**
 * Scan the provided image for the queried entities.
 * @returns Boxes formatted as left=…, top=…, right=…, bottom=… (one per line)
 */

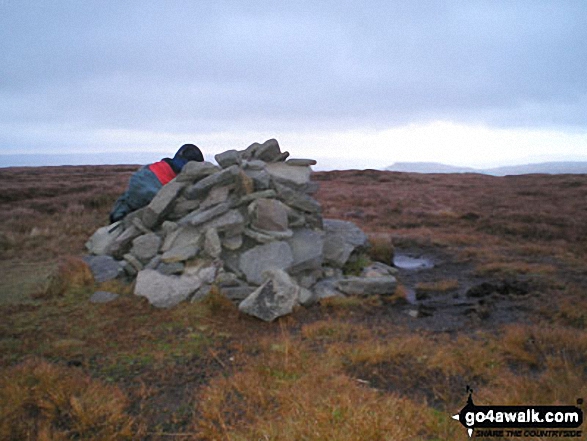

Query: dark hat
left=175, top=144, right=204, bottom=162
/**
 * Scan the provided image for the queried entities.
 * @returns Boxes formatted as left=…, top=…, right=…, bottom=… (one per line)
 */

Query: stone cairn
left=85, top=139, right=398, bottom=321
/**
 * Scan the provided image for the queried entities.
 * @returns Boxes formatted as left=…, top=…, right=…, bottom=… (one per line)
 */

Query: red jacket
left=148, top=160, right=177, bottom=185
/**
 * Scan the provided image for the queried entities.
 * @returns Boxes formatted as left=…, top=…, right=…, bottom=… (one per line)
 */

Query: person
left=109, top=144, right=204, bottom=223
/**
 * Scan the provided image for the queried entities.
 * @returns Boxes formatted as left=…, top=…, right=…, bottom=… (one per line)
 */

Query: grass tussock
left=367, top=232, right=394, bottom=264
left=0, top=358, right=135, bottom=440
left=34, top=256, right=94, bottom=300
left=415, top=278, right=459, bottom=292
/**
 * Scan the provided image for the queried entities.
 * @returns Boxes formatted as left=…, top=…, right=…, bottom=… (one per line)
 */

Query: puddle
left=393, top=254, right=434, bottom=270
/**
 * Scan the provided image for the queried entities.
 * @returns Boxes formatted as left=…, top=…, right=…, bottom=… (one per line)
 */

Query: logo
left=452, top=387, right=584, bottom=438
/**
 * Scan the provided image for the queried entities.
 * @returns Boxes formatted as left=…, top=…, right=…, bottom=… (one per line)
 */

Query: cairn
left=85, top=139, right=397, bottom=321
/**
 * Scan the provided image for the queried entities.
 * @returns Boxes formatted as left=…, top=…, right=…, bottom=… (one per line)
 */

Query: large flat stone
left=323, top=219, right=369, bottom=267
left=90, top=291, right=120, bottom=304
left=130, top=233, right=161, bottom=263
left=286, top=228, right=324, bottom=273
left=214, top=149, right=242, bottom=168
left=85, top=222, right=123, bottom=255
left=251, top=198, right=289, bottom=232
left=266, top=163, right=312, bottom=187
left=199, top=209, right=245, bottom=234
left=142, top=180, right=186, bottom=228
left=161, top=244, right=199, bottom=263
left=176, top=161, right=220, bottom=183
left=184, top=165, right=239, bottom=199
left=83, top=255, right=124, bottom=283
left=179, top=202, right=230, bottom=227
left=336, top=276, right=397, bottom=296
left=253, top=139, right=281, bottom=162
left=161, top=225, right=201, bottom=252
left=135, top=269, right=202, bottom=308
left=238, top=268, right=300, bottom=321
left=239, top=241, right=293, bottom=285
left=200, top=185, right=231, bottom=209
left=273, top=181, right=321, bottom=213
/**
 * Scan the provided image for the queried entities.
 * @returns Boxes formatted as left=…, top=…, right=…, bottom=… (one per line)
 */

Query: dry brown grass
left=0, top=166, right=586, bottom=439
left=0, top=358, right=135, bottom=440
left=415, top=278, right=459, bottom=292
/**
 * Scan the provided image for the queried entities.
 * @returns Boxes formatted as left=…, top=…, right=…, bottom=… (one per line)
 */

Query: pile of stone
left=85, top=139, right=397, bottom=321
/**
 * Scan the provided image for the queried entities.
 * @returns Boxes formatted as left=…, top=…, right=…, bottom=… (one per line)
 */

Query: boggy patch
left=466, top=279, right=530, bottom=298
left=346, top=360, right=480, bottom=410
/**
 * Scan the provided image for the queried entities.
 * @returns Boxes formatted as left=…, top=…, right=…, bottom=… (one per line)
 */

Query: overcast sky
left=1, top=1, right=586, bottom=169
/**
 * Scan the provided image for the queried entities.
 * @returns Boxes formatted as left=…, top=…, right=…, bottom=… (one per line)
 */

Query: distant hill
left=387, top=161, right=587, bottom=176
left=387, top=162, right=477, bottom=174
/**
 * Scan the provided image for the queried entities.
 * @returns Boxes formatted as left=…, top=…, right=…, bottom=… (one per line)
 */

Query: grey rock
left=161, top=244, right=199, bottom=263
left=253, top=139, right=281, bottom=162
left=287, top=209, right=306, bottom=228
left=83, top=255, right=124, bottom=283
left=204, top=228, right=222, bottom=258
left=135, top=269, right=202, bottom=308
left=243, top=159, right=266, bottom=170
left=287, top=228, right=324, bottom=274
left=239, top=241, right=294, bottom=285
left=286, top=158, right=317, bottom=166
left=142, top=180, right=186, bottom=228
left=220, top=285, right=255, bottom=301
left=238, top=189, right=277, bottom=205
left=157, top=261, right=185, bottom=275
left=361, top=262, right=399, bottom=277
left=184, top=261, right=219, bottom=284
left=131, top=216, right=152, bottom=234
left=244, top=168, right=271, bottom=190
left=244, top=227, right=293, bottom=243
left=304, top=181, right=320, bottom=195
left=108, top=225, right=142, bottom=257
left=298, top=286, right=317, bottom=306
left=200, top=185, right=231, bottom=209
left=222, top=233, right=243, bottom=250
left=145, top=255, right=162, bottom=270
left=266, top=163, right=312, bottom=188
left=215, top=271, right=241, bottom=287
left=313, top=278, right=345, bottom=300
left=161, top=221, right=179, bottom=234
left=273, top=181, right=321, bottom=213
left=238, top=268, right=300, bottom=321
left=215, top=149, right=242, bottom=168
left=241, top=142, right=261, bottom=160
left=90, top=291, right=120, bottom=304
left=122, top=261, right=138, bottom=277
left=85, top=222, right=123, bottom=255
left=294, top=269, right=321, bottom=289
left=251, top=198, right=289, bottom=232
left=336, top=276, right=397, bottom=296
left=323, top=219, right=369, bottom=267
left=123, top=253, right=144, bottom=272
left=271, top=151, right=290, bottom=162
left=191, top=284, right=213, bottom=302
left=305, top=212, right=324, bottom=229
left=184, top=165, right=239, bottom=199
left=179, top=202, right=230, bottom=227
left=176, top=161, right=219, bottom=183
left=322, top=267, right=344, bottom=279
left=172, top=197, right=201, bottom=217
left=130, top=233, right=161, bottom=263
left=162, top=225, right=201, bottom=252
left=200, top=209, right=245, bottom=234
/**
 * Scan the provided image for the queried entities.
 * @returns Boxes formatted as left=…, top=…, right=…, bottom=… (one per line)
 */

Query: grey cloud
left=1, top=0, right=587, bottom=144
